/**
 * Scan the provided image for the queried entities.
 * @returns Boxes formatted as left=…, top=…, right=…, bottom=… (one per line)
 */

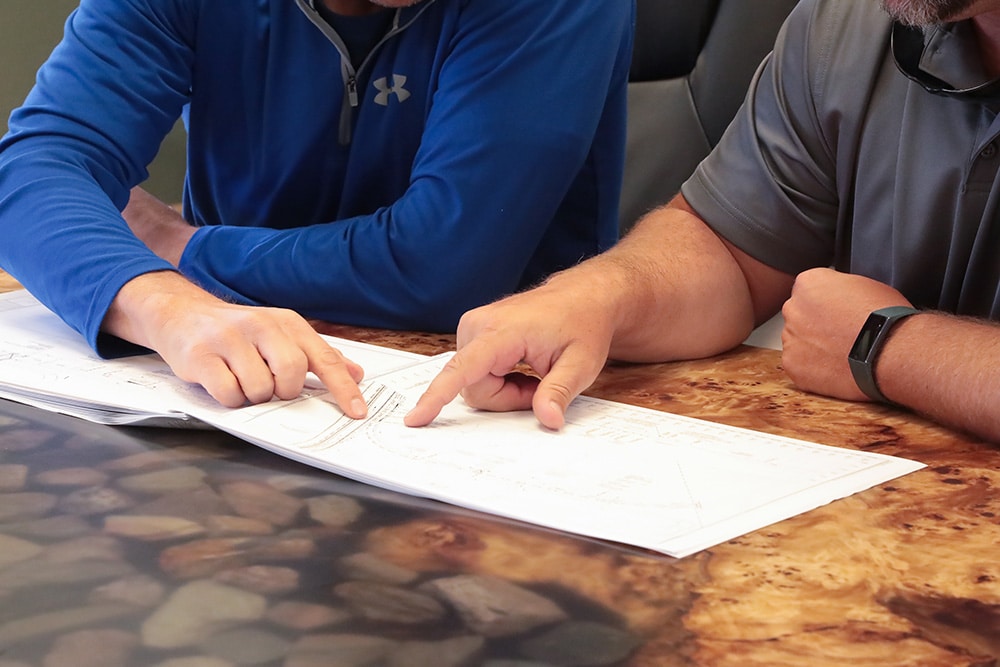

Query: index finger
left=303, top=338, right=368, bottom=419
left=403, top=340, right=520, bottom=427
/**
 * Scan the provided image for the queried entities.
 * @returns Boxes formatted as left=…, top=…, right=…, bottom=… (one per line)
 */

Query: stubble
left=880, top=0, right=978, bottom=25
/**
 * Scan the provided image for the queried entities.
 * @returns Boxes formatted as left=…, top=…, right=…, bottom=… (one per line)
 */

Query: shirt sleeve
left=0, top=0, right=194, bottom=351
left=177, top=0, right=634, bottom=332
left=680, top=0, right=842, bottom=276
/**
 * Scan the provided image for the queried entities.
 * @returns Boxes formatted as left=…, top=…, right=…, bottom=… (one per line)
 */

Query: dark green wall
left=0, top=0, right=186, bottom=203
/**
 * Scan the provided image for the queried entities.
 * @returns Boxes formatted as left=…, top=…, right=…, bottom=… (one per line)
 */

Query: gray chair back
left=621, top=0, right=799, bottom=233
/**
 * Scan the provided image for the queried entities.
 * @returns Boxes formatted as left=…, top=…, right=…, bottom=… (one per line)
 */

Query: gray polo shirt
left=682, top=0, right=1000, bottom=319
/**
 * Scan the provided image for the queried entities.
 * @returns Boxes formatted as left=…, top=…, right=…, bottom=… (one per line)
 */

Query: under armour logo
left=373, top=75, right=411, bottom=106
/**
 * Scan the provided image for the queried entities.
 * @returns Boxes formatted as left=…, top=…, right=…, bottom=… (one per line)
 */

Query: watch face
left=849, top=315, right=888, bottom=362
left=848, top=306, right=918, bottom=402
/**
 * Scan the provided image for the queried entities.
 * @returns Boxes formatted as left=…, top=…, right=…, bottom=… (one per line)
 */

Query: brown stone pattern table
left=0, top=269, right=996, bottom=666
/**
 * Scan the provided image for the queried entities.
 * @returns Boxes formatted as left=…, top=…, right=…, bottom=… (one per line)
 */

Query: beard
left=880, top=0, right=978, bottom=25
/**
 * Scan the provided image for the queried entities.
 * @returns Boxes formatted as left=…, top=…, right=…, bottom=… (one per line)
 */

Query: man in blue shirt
left=0, top=0, right=633, bottom=415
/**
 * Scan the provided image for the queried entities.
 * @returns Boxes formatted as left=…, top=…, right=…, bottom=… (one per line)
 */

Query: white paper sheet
left=0, top=290, right=925, bottom=557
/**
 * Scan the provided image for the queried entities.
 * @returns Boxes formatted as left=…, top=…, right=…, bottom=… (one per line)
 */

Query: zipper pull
left=347, top=76, right=359, bottom=108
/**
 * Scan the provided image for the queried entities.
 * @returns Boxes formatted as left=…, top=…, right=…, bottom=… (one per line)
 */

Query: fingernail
left=351, top=398, right=368, bottom=419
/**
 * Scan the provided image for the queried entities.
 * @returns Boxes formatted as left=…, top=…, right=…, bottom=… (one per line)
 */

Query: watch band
left=847, top=306, right=920, bottom=404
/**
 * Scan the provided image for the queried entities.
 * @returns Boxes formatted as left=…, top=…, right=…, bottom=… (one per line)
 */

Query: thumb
left=530, top=345, right=605, bottom=430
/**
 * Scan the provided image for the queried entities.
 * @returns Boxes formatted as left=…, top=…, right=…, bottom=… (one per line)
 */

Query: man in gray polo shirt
left=405, top=0, right=1000, bottom=443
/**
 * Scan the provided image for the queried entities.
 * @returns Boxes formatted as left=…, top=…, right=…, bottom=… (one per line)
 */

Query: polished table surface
left=0, top=273, right=998, bottom=666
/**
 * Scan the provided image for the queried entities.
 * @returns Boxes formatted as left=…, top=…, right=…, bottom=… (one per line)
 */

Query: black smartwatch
left=848, top=306, right=920, bottom=404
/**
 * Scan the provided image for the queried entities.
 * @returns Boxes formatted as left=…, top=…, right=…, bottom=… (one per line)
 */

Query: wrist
left=103, top=271, right=204, bottom=347
left=544, top=257, right=638, bottom=336
left=848, top=306, right=920, bottom=403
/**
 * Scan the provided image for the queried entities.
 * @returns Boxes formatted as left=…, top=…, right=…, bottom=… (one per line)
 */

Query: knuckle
left=272, top=388, right=297, bottom=401
left=440, top=355, right=468, bottom=377
left=215, top=393, right=247, bottom=409
left=545, top=381, right=575, bottom=405
left=313, top=345, right=349, bottom=370
left=244, top=390, right=273, bottom=406
left=269, top=348, right=309, bottom=377
left=203, top=378, right=247, bottom=408
left=459, top=382, right=489, bottom=405
left=241, top=377, right=276, bottom=404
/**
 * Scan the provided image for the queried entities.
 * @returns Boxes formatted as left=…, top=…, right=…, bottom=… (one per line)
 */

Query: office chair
left=620, top=0, right=800, bottom=233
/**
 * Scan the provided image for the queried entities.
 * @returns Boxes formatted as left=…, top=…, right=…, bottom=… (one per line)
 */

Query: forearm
left=558, top=201, right=760, bottom=363
left=123, top=187, right=193, bottom=267
left=0, top=148, right=175, bottom=350
left=0, top=0, right=191, bottom=349
left=876, top=312, right=1000, bottom=442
